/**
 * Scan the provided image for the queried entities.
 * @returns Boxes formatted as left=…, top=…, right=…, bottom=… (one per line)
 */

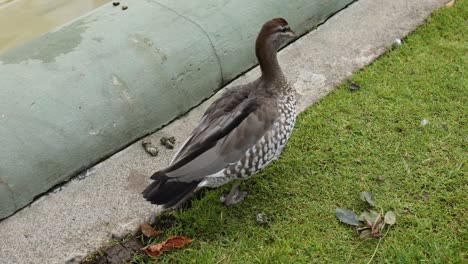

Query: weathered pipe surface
left=0, top=0, right=354, bottom=219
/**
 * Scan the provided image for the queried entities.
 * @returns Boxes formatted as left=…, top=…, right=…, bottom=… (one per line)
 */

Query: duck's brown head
left=255, top=18, right=296, bottom=80
left=256, top=18, right=297, bottom=52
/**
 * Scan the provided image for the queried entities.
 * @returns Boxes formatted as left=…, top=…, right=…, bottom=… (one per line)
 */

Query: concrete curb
left=0, top=0, right=354, bottom=219
left=0, top=0, right=448, bottom=263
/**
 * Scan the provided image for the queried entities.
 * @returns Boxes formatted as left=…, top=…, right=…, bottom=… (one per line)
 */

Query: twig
left=371, top=214, right=382, bottom=237
left=366, top=225, right=391, bottom=264
left=357, top=226, right=371, bottom=231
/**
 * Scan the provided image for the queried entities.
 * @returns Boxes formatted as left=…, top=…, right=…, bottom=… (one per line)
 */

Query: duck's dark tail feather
left=142, top=176, right=199, bottom=209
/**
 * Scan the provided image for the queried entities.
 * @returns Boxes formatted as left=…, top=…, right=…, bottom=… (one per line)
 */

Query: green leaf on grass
left=384, top=211, right=396, bottom=225
left=335, top=208, right=360, bottom=226
left=378, top=221, right=385, bottom=231
left=359, top=191, right=375, bottom=207
left=359, top=210, right=380, bottom=225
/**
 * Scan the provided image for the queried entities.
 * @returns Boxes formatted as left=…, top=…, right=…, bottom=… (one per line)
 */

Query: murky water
left=0, top=0, right=109, bottom=54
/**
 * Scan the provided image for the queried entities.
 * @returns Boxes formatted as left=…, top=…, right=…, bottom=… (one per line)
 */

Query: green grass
left=133, top=2, right=467, bottom=263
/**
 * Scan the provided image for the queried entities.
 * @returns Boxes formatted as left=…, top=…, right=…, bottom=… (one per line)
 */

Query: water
left=0, top=0, right=109, bottom=54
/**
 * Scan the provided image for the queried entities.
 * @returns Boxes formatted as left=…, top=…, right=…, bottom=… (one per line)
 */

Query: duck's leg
left=220, top=179, right=248, bottom=206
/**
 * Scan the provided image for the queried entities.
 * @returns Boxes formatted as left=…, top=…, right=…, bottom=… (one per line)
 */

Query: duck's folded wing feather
left=172, top=86, right=253, bottom=163
left=154, top=97, right=280, bottom=183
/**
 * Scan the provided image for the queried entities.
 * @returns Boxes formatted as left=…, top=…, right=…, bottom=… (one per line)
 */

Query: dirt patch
left=81, top=239, right=143, bottom=264
left=81, top=214, right=177, bottom=263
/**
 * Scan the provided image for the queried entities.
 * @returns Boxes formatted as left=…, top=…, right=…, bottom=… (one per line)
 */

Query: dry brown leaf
left=140, top=223, right=164, bottom=238
left=143, top=244, right=164, bottom=257
left=142, top=236, right=193, bottom=257
left=446, top=0, right=455, bottom=7
left=160, top=236, right=193, bottom=250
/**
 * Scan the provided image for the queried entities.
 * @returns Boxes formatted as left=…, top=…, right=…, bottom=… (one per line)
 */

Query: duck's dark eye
left=281, top=27, right=288, bottom=32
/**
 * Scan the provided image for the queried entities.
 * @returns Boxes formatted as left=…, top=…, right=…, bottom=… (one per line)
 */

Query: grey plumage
left=143, top=18, right=298, bottom=208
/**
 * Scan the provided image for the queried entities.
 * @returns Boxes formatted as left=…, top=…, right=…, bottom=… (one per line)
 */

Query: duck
left=143, top=18, right=297, bottom=208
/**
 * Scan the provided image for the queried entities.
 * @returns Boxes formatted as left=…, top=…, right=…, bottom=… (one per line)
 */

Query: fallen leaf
left=378, top=221, right=385, bottom=232
left=371, top=213, right=382, bottom=229
left=446, top=0, right=455, bottom=7
left=336, top=208, right=360, bottom=226
left=162, top=236, right=193, bottom=249
left=370, top=213, right=383, bottom=238
left=384, top=211, right=396, bottom=225
left=140, top=223, right=164, bottom=238
left=143, top=245, right=163, bottom=257
left=359, top=210, right=380, bottom=226
left=359, top=191, right=375, bottom=207
left=142, top=236, right=193, bottom=257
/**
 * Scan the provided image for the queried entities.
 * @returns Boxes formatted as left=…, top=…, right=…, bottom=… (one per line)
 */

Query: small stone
left=395, top=38, right=402, bottom=45
left=347, top=79, right=361, bottom=91
left=160, top=137, right=175, bottom=149
left=142, top=139, right=159, bottom=156
left=256, top=212, right=269, bottom=226
left=420, top=118, right=428, bottom=127
left=122, top=5, right=128, bottom=10
left=112, top=2, right=120, bottom=6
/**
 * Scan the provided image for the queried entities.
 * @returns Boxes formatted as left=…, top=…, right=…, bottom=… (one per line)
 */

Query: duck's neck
left=256, top=39, right=283, bottom=82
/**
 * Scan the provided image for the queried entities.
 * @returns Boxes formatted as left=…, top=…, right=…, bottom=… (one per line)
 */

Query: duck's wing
left=152, top=87, right=280, bottom=183
left=171, top=85, right=253, bottom=163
